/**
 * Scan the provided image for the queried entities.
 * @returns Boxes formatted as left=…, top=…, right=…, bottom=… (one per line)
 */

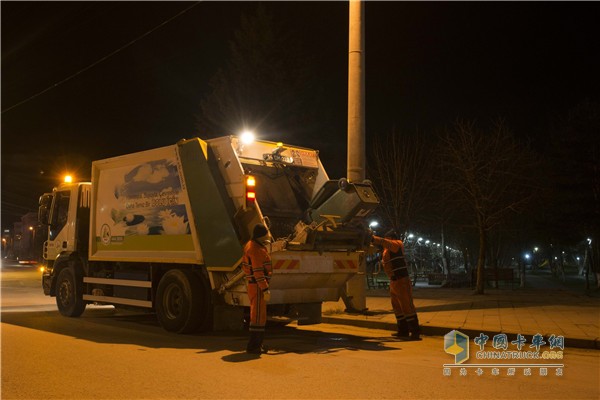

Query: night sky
left=2, top=1, right=599, bottom=231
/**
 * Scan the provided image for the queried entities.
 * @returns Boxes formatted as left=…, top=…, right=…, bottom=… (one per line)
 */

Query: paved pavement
left=322, top=269, right=600, bottom=349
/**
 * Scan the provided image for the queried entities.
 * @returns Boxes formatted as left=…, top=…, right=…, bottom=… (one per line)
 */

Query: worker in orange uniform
left=372, top=230, right=421, bottom=341
left=242, top=223, right=273, bottom=354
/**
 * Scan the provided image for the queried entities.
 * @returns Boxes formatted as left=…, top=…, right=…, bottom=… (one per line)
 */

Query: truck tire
left=156, top=269, right=206, bottom=333
left=56, top=267, right=86, bottom=317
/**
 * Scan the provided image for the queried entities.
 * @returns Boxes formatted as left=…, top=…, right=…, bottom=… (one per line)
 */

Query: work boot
left=246, top=331, right=261, bottom=354
left=392, top=319, right=410, bottom=339
left=246, top=331, right=267, bottom=354
left=256, top=331, right=268, bottom=353
left=406, top=316, right=421, bottom=341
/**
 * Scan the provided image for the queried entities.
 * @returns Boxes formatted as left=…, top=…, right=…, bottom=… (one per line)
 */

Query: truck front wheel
left=156, top=269, right=205, bottom=333
left=56, top=267, right=86, bottom=317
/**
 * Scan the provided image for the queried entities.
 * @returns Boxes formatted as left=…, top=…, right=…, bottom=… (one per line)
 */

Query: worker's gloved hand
left=263, top=289, right=271, bottom=302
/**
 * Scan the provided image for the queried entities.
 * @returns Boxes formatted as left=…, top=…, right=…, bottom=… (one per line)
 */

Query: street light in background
left=368, top=221, right=378, bottom=235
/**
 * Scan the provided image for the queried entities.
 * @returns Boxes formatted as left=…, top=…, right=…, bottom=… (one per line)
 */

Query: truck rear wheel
left=156, top=269, right=207, bottom=333
left=56, top=267, right=86, bottom=317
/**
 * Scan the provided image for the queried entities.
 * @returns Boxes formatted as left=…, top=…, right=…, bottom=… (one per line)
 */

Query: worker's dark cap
left=384, top=229, right=398, bottom=239
left=252, top=223, right=269, bottom=239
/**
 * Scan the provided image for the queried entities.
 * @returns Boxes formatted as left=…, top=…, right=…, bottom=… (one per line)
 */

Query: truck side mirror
left=38, top=194, right=53, bottom=226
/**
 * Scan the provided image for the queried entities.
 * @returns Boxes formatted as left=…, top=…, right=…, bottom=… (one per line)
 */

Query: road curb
left=321, top=315, right=600, bottom=350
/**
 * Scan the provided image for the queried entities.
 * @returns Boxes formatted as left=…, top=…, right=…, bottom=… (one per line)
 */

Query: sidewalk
left=322, top=272, right=600, bottom=350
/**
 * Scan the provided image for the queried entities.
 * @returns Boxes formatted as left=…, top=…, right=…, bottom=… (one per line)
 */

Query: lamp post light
left=240, top=130, right=255, bottom=145
left=368, top=221, right=378, bottom=235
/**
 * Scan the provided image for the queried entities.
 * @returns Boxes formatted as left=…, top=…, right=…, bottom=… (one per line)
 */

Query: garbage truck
left=38, top=135, right=379, bottom=333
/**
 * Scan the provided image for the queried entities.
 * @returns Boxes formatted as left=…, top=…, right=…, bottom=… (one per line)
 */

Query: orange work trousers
left=390, top=276, right=416, bottom=318
left=247, top=283, right=267, bottom=331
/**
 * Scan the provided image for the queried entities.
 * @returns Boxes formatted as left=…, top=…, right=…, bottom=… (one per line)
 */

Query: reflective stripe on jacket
left=373, top=235, right=409, bottom=279
left=242, top=240, right=272, bottom=291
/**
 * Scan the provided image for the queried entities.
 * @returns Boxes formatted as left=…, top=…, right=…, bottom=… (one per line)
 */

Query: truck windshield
left=49, top=191, right=70, bottom=240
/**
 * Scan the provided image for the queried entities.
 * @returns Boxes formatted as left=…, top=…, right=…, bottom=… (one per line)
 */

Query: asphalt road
left=1, top=260, right=599, bottom=399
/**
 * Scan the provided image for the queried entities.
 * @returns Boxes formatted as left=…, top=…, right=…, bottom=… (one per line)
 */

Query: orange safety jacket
left=242, top=240, right=272, bottom=291
left=372, top=236, right=409, bottom=279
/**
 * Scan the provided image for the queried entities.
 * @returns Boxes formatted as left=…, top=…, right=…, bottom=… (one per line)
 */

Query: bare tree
left=195, top=4, right=327, bottom=143
left=546, top=100, right=600, bottom=288
left=429, top=148, right=473, bottom=278
left=369, top=130, right=433, bottom=237
left=439, top=119, right=539, bottom=294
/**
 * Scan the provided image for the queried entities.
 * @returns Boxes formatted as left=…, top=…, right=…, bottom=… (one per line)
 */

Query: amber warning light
left=246, top=175, right=256, bottom=207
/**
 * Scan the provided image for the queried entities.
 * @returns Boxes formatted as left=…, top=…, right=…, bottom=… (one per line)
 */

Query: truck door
left=46, top=190, right=71, bottom=260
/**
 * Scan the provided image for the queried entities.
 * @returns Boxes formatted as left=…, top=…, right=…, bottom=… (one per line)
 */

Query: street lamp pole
left=344, top=0, right=367, bottom=312
left=347, top=0, right=365, bottom=183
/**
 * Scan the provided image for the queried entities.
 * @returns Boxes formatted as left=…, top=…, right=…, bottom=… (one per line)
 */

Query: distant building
left=1, top=228, right=14, bottom=259
left=13, top=212, right=42, bottom=263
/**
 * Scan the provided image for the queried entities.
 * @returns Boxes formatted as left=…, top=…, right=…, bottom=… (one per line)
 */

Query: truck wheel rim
left=58, top=279, right=72, bottom=306
left=163, top=283, right=183, bottom=319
